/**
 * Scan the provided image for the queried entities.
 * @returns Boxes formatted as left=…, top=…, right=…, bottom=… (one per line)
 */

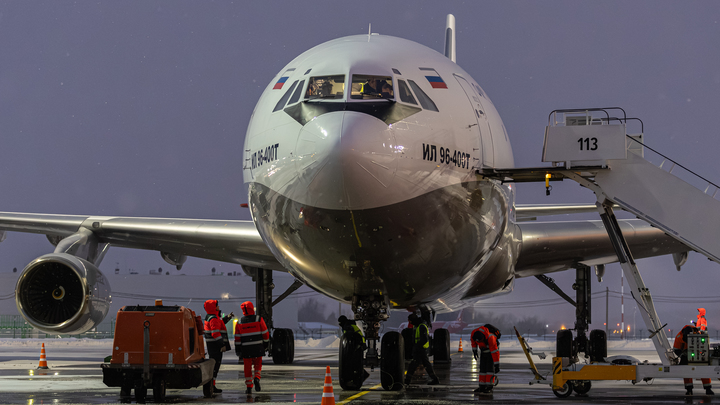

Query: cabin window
left=408, top=80, right=438, bottom=112
left=305, top=75, right=345, bottom=100
left=350, top=75, right=394, bottom=100
left=288, top=80, right=305, bottom=105
left=396, top=80, right=417, bottom=105
left=273, top=80, right=298, bottom=112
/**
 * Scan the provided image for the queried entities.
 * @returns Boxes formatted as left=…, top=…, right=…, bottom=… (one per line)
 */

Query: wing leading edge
left=0, top=212, right=282, bottom=270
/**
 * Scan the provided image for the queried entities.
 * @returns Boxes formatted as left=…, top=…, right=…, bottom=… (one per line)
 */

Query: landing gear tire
left=573, top=380, right=591, bottom=395
left=553, top=382, right=574, bottom=398
left=272, top=328, right=295, bottom=364
left=152, top=377, right=166, bottom=403
left=432, top=328, right=451, bottom=363
left=380, top=331, right=405, bottom=391
left=202, top=382, right=213, bottom=398
left=401, top=328, right=414, bottom=361
left=339, top=334, right=365, bottom=390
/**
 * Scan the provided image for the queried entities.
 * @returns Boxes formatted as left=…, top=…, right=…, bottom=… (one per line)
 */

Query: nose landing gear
left=337, top=294, right=405, bottom=391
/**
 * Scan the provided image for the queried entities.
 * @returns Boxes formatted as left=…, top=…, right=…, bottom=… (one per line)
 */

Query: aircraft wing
left=0, top=211, right=283, bottom=270
left=514, top=218, right=688, bottom=278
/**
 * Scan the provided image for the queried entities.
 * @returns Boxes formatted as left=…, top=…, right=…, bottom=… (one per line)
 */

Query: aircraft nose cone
left=294, top=111, right=398, bottom=210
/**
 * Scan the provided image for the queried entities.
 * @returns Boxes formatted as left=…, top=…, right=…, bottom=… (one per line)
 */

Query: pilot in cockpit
left=363, top=77, right=379, bottom=95
left=380, top=82, right=393, bottom=98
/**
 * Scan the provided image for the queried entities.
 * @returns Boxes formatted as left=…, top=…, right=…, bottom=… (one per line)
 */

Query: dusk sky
left=1, top=1, right=719, bottom=334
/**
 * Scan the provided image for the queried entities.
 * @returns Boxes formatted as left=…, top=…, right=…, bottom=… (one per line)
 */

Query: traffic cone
left=458, top=337, right=464, bottom=352
left=37, top=343, right=49, bottom=369
left=321, top=366, right=335, bottom=405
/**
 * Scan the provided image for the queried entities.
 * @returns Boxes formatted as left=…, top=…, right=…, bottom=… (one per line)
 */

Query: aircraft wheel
left=152, top=377, right=166, bottom=403
left=338, top=333, right=364, bottom=390
left=401, top=328, right=414, bottom=361
left=573, top=380, right=591, bottom=395
left=202, top=382, right=213, bottom=398
left=553, top=382, right=574, bottom=398
left=272, top=328, right=295, bottom=364
left=432, top=328, right=451, bottom=363
left=380, top=331, right=405, bottom=391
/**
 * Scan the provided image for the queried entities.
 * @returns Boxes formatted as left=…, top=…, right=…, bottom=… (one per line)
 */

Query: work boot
left=246, top=387, right=252, bottom=395
left=428, top=377, right=440, bottom=385
left=213, top=386, right=222, bottom=394
left=254, top=377, right=261, bottom=392
left=473, top=386, right=486, bottom=393
left=686, top=388, right=693, bottom=396
left=706, top=388, right=715, bottom=395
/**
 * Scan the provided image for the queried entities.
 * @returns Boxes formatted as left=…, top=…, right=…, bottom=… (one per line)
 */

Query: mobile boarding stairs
left=481, top=108, right=720, bottom=394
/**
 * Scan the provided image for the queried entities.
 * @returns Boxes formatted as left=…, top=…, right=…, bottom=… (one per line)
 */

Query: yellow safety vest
left=415, top=324, right=430, bottom=349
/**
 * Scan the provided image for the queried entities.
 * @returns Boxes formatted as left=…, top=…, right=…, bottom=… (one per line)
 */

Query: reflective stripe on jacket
left=234, top=315, right=270, bottom=358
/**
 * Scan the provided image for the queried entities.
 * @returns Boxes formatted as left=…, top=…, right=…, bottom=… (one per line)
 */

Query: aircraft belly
left=249, top=180, right=511, bottom=309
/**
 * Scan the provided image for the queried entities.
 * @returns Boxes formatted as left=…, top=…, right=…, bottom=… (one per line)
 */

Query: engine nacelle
left=15, top=253, right=111, bottom=334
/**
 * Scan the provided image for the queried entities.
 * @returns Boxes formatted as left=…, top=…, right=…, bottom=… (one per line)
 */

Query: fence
left=0, top=315, right=115, bottom=339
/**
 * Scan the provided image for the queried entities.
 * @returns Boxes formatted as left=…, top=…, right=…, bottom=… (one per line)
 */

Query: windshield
left=305, top=75, right=345, bottom=100
left=351, top=75, right=394, bottom=100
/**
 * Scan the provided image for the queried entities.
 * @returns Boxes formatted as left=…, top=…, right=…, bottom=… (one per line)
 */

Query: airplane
left=0, top=14, right=692, bottom=391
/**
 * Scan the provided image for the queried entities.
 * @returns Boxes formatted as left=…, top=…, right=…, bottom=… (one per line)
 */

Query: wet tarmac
left=1, top=339, right=718, bottom=404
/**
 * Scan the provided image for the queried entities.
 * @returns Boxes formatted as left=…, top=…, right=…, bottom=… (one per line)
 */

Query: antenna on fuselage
left=444, top=14, right=456, bottom=63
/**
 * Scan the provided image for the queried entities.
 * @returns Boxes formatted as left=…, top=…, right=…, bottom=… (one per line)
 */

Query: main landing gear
left=537, top=265, right=606, bottom=397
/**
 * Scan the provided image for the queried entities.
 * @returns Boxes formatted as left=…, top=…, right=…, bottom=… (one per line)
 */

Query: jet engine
left=15, top=253, right=111, bottom=334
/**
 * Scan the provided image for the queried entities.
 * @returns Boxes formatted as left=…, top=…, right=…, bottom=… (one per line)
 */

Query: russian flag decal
left=273, top=76, right=289, bottom=90
left=425, top=75, right=448, bottom=89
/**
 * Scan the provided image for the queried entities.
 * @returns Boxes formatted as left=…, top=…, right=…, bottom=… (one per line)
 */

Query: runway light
left=560, top=325, right=566, bottom=330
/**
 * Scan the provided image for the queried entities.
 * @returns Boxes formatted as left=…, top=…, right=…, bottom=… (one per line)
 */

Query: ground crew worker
left=471, top=325, right=500, bottom=394
left=235, top=301, right=270, bottom=395
left=697, top=308, right=708, bottom=331
left=673, top=324, right=713, bottom=396
left=338, top=315, right=370, bottom=383
left=404, top=314, right=440, bottom=386
left=203, top=299, right=232, bottom=394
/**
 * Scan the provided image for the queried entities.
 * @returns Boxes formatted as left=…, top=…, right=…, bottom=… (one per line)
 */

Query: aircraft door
left=454, top=75, right=493, bottom=167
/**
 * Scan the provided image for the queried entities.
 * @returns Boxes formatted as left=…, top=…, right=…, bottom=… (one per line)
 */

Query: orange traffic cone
left=37, top=343, right=49, bottom=369
left=458, top=337, right=464, bottom=352
left=321, top=366, right=335, bottom=405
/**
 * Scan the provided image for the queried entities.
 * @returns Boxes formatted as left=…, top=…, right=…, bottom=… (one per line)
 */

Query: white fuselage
left=243, top=34, right=517, bottom=313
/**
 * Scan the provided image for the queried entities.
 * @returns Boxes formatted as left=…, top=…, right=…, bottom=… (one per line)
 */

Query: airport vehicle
left=101, top=302, right=215, bottom=403
left=2, top=13, right=714, bottom=391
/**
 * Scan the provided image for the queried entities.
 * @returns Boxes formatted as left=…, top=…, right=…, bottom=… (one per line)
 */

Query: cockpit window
left=305, top=75, right=345, bottom=100
left=408, top=80, right=438, bottom=112
left=351, top=75, right=394, bottom=100
left=273, top=80, right=298, bottom=112
left=396, top=80, right=417, bottom=105
left=288, top=80, right=305, bottom=104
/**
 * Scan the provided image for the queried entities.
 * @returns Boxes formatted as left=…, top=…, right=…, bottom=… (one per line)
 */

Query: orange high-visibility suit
left=697, top=308, right=708, bottom=332
left=471, top=326, right=500, bottom=393
left=674, top=325, right=712, bottom=394
left=235, top=301, right=270, bottom=393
